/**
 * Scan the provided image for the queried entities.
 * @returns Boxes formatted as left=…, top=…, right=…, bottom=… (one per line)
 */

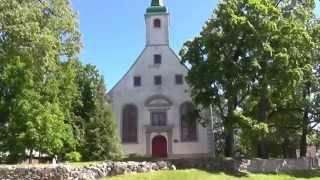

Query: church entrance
left=152, top=135, right=167, bottom=158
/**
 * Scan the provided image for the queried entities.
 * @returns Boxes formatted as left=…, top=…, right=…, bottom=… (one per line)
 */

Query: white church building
left=109, top=0, right=212, bottom=158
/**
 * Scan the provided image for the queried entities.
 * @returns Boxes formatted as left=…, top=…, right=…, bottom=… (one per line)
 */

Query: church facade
left=108, top=0, right=212, bottom=158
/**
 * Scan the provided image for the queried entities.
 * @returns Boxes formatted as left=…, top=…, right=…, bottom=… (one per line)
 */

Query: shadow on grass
left=264, top=169, right=320, bottom=179
left=205, top=169, right=249, bottom=178
left=241, top=169, right=320, bottom=179
left=175, top=168, right=249, bottom=178
left=188, top=168, right=320, bottom=179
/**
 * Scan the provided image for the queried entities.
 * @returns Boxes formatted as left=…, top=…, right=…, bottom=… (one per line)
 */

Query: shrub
left=65, top=152, right=82, bottom=162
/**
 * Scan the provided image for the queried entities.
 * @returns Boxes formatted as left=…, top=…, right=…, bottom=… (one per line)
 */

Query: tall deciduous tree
left=0, top=0, right=81, bottom=163
left=180, top=0, right=317, bottom=158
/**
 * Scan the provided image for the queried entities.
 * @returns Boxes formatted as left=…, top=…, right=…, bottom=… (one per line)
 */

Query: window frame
left=180, top=102, right=198, bottom=142
left=154, top=54, right=162, bottom=65
left=133, top=76, right=141, bottom=87
left=151, top=111, right=167, bottom=126
left=175, top=74, right=184, bottom=85
left=154, top=75, right=162, bottom=86
left=153, top=18, right=161, bottom=28
left=122, top=104, right=138, bottom=144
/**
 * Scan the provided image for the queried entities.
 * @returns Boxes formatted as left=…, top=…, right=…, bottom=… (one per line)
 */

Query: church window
left=134, top=76, right=141, bottom=87
left=151, top=111, right=167, bottom=126
left=154, top=75, right=162, bottom=85
left=154, top=54, right=162, bottom=65
left=180, top=102, right=197, bottom=142
left=122, top=104, right=138, bottom=143
left=175, top=74, right=183, bottom=85
left=154, top=19, right=161, bottom=28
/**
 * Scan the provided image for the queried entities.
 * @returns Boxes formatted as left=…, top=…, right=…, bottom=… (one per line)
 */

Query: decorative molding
left=145, top=95, right=173, bottom=107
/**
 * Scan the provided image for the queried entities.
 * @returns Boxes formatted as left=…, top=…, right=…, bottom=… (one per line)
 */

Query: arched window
left=122, top=104, right=138, bottom=143
left=180, top=102, right=197, bottom=142
left=153, top=19, right=161, bottom=28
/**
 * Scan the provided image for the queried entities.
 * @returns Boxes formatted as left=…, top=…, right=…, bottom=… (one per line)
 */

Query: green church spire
left=147, top=0, right=167, bottom=13
left=151, top=0, right=162, bottom=6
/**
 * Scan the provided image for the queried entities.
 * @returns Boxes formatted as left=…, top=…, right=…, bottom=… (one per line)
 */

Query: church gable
left=108, top=46, right=188, bottom=95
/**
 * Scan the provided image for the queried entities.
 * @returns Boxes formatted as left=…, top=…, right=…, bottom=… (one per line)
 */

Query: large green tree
left=0, top=0, right=122, bottom=163
left=0, top=0, right=81, bottom=163
left=180, top=0, right=317, bottom=158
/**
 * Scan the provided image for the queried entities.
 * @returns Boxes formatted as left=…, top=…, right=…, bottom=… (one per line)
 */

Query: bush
left=65, top=152, right=82, bottom=162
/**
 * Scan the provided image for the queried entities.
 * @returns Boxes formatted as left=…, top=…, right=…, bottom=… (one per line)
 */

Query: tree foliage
left=0, top=0, right=121, bottom=163
left=180, top=0, right=319, bottom=158
left=74, top=64, right=122, bottom=161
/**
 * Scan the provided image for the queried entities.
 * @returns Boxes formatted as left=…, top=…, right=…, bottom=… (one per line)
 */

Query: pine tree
left=74, top=64, right=122, bottom=161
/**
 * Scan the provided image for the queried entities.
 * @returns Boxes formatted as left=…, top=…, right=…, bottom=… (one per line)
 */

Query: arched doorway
left=152, top=135, right=167, bottom=158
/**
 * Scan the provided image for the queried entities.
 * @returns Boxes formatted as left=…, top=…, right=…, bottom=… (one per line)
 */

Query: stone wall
left=0, top=158, right=318, bottom=179
left=171, top=158, right=240, bottom=172
left=240, top=158, right=320, bottom=173
left=0, top=161, right=174, bottom=180
left=171, top=158, right=320, bottom=173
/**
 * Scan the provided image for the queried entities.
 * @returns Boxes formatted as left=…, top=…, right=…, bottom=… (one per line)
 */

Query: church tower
left=145, top=0, right=169, bottom=46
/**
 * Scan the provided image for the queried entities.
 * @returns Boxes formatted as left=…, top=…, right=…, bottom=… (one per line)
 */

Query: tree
left=180, top=0, right=255, bottom=157
left=270, top=0, right=320, bottom=157
left=298, top=20, right=320, bottom=157
left=73, top=64, right=122, bottom=161
left=180, top=0, right=317, bottom=158
left=0, top=0, right=81, bottom=163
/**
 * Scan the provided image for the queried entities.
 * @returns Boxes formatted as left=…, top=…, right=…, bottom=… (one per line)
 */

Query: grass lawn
left=102, top=169, right=320, bottom=180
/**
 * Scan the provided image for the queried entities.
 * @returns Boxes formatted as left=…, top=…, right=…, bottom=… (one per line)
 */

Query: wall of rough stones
left=0, top=161, right=174, bottom=180
left=171, top=158, right=241, bottom=172
left=171, top=158, right=320, bottom=173
left=241, top=158, right=320, bottom=173
left=0, top=158, right=318, bottom=180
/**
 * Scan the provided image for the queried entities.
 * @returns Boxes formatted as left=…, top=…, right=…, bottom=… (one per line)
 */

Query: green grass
left=102, top=169, right=320, bottom=180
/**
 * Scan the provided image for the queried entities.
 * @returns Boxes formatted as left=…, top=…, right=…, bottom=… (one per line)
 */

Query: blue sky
left=70, top=0, right=320, bottom=90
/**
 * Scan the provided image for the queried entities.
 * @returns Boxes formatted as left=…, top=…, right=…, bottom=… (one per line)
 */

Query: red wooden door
left=152, top=135, right=167, bottom=158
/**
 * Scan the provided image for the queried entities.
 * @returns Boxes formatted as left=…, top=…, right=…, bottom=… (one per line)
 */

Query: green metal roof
left=146, top=0, right=167, bottom=13
left=151, top=0, right=161, bottom=6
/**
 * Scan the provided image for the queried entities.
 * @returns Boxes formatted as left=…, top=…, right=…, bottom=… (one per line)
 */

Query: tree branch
left=276, top=0, right=283, bottom=7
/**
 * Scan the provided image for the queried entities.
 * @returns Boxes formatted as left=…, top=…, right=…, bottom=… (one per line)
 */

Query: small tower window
left=154, top=19, right=161, bottom=28
left=175, top=74, right=183, bottom=85
left=154, top=75, right=162, bottom=85
left=154, top=54, right=162, bottom=65
left=134, top=76, right=141, bottom=87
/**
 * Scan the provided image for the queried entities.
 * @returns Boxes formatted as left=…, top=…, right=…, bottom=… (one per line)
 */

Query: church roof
left=146, top=0, right=168, bottom=13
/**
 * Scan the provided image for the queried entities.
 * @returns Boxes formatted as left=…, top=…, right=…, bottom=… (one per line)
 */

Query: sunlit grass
left=102, top=169, right=320, bottom=180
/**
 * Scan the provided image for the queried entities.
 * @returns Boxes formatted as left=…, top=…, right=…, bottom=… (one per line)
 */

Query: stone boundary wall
left=171, top=158, right=320, bottom=173
left=0, top=158, right=318, bottom=179
left=241, top=158, right=320, bottom=173
left=0, top=161, right=174, bottom=180
left=171, top=158, right=241, bottom=172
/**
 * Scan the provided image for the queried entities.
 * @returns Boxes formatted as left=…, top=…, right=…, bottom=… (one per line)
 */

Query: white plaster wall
left=109, top=45, right=209, bottom=156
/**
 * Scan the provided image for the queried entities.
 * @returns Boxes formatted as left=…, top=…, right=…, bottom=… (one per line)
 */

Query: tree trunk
left=224, top=94, right=237, bottom=158
left=224, top=131, right=233, bottom=157
left=257, top=87, right=269, bottom=159
left=282, top=138, right=288, bottom=159
left=300, top=85, right=310, bottom=157
left=210, top=105, right=216, bottom=158
left=28, top=149, right=33, bottom=164
left=300, top=123, right=308, bottom=157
